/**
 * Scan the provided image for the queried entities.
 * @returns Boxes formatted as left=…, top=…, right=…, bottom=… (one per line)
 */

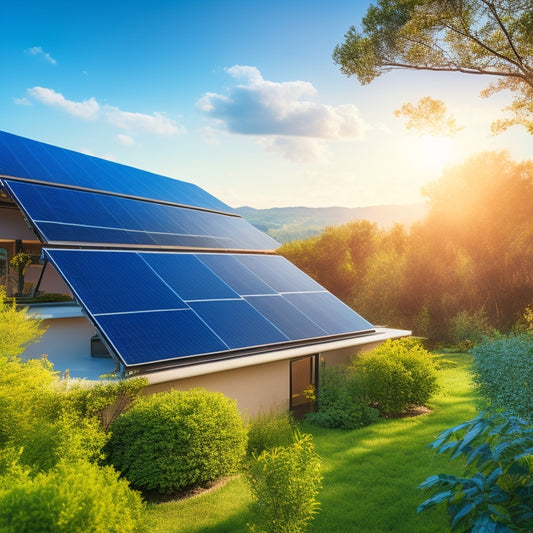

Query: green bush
left=305, top=366, right=378, bottom=429
left=448, top=308, right=489, bottom=349
left=471, top=333, right=533, bottom=420
left=247, top=411, right=297, bottom=456
left=0, top=459, right=146, bottom=533
left=352, top=339, right=439, bottom=415
left=418, top=411, right=533, bottom=532
left=247, top=431, right=322, bottom=533
left=106, top=388, right=247, bottom=495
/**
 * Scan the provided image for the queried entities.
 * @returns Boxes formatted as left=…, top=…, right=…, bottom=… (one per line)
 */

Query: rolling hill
left=236, top=203, right=427, bottom=243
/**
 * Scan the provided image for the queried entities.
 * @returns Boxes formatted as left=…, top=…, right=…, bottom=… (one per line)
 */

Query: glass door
left=290, top=355, right=318, bottom=418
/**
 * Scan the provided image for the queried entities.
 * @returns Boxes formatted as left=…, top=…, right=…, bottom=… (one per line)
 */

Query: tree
left=333, top=0, right=533, bottom=133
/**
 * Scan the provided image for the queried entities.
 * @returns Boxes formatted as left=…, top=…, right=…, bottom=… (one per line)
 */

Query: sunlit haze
left=1, top=1, right=530, bottom=209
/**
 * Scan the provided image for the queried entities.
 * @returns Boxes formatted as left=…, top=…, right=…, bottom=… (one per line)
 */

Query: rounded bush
left=0, top=460, right=145, bottom=533
left=352, top=339, right=439, bottom=415
left=106, top=388, right=247, bottom=495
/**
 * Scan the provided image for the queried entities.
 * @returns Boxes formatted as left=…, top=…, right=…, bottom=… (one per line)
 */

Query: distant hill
left=236, top=204, right=427, bottom=243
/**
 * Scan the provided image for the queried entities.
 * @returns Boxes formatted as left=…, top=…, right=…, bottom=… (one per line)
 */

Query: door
left=290, top=355, right=318, bottom=418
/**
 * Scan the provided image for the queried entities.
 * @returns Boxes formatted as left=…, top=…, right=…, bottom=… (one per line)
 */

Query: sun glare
left=403, top=135, right=452, bottom=174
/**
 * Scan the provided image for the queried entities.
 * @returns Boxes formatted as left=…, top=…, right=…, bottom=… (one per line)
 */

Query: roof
left=0, top=130, right=376, bottom=373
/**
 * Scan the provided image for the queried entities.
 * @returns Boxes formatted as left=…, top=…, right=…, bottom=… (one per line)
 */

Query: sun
left=412, top=135, right=453, bottom=174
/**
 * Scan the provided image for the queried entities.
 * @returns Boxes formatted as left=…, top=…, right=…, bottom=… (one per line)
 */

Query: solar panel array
left=0, top=130, right=232, bottom=213
left=3, top=179, right=278, bottom=251
left=1, top=130, right=375, bottom=370
left=45, top=249, right=374, bottom=367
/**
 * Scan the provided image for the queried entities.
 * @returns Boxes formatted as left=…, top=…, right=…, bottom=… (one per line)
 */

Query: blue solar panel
left=0, top=130, right=234, bottom=213
left=44, top=248, right=374, bottom=368
left=140, top=253, right=240, bottom=301
left=95, top=310, right=229, bottom=365
left=3, top=179, right=279, bottom=251
left=189, top=299, right=289, bottom=349
left=46, top=249, right=187, bottom=314
left=236, top=254, right=324, bottom=293
left=197, top=254, right=277, bottom=295
left=245, top=295, right=328, bottom=339
left=282, top=292, right=374, bottom=335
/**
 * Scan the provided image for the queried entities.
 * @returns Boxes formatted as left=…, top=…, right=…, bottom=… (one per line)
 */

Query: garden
left=0, top=287, right=531, bottom=532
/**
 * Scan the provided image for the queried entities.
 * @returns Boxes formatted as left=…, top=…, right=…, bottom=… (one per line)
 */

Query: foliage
left=352, top=339, right=439, bottom=415
left=0, top=458, right=146, bottom=533
left=471, top=333, right=533, bottom=420
left=333, top=0, right=533, bottom=134
left=394, top=96, right=463, bottom=137
left=246, top=411, right=298, bottom=457
left=9, top=251, right=33, bottom=296
left=305, top=365, right=379, bottom=430
left=247, top=431, right=322, bottom=533
left=448, top=308, right=490, bottom=350
left=418, top=411, right=533, bottom=532
left=0, top=286, right=46, bottom=358
left=106, top=388, right=247, bottom=495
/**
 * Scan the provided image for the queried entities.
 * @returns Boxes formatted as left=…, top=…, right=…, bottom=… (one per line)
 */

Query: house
left=0, top=130, right=410, bottom=416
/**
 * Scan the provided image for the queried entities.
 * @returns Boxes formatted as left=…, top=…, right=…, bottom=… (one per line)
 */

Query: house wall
left=142, top=340, right=389, bottom=417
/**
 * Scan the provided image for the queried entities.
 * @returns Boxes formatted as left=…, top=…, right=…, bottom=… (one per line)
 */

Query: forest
left=278, top=151, right=533, bottom=344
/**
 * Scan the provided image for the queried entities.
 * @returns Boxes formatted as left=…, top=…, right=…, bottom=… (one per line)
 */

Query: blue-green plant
left=418, top=411, right=533, bottom=532
left=471, top=333, right=533, bottom=421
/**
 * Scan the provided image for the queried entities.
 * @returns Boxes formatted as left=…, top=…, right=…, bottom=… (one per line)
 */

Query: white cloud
left=25, top=46, right=57, bottom=65
left=104, top=106, right=184, bottom=135
left=258, top=137, right=329, bottom=163
left=28, top=87, right=99, bottom=120
left=116, top=134, right=135, bottom=146
left=197, top=65, right=366, bottom=140
left=26, top=86, right=184, bottom=136
left=13, top=97, right=31, bottom=106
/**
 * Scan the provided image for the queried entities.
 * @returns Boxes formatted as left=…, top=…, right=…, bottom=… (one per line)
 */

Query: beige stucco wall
left=144, top=357, right=291, bottom=416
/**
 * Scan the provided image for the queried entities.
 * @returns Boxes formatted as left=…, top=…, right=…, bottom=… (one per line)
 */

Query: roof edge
left=139, top=328, right=411, bottom=385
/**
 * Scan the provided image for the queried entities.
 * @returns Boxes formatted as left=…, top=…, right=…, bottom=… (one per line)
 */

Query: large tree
left=333, top=0, right=533, bottom=133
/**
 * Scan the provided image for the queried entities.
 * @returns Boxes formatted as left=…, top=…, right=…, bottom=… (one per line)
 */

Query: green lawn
left=147, top=352, right=479, bottom=533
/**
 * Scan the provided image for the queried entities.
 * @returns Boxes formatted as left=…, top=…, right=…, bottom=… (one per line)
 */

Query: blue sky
left=1, top=1, right=531, bottom=208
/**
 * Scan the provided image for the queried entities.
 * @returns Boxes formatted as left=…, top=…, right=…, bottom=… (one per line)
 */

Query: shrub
left=448, top=308, right=489, bottom=349
left=0, top=459, right=146, bottom=533
left=352, top=339, right=439, bottom=415
left=106, top=388, right=247, bottom=495
left=247, top=431, right=322, bottom=533
left=247, top=411, right=297, bottom=456
left=305, top=366, right=378, bottom=430
left=471, top=333, right=533, bottom=420
left=418, top=411, right=533, bottom=532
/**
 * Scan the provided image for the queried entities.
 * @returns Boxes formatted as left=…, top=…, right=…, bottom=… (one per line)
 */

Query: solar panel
left=0, top=130, right=234, bottom=213
left=44, top=249, right=375, bottom=368
left=3, top=179, right=279, bottom=251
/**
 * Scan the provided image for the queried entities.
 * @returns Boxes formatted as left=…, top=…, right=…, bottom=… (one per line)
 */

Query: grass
left=147, top=352, right=479, bottom=532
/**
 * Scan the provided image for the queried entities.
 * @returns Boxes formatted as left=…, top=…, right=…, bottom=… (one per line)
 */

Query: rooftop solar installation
left=45, top=249, right=375, bottom=368
left=0, top=130, right=233, bottom=213
left=2, top=179, right=279, bottom=251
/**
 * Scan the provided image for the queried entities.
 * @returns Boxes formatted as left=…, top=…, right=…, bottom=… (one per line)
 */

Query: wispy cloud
left=13, top=97, right=31, bottom=106
left=26, top=86, right=184, bottom=136
left=25, top=46, right=57, bottom=65
left=197, top=65, right=366, bottom=161
left=28, top=87, right=99, bottom=120
left=116, top=134, right=135, bottom=146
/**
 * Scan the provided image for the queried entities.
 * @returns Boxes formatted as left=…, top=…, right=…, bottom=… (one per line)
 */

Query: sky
left=1, top=0, right=531, bottom=209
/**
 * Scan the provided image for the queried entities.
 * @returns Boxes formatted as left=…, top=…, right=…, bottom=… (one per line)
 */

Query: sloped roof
left=0, top=131, right=375, bottom=373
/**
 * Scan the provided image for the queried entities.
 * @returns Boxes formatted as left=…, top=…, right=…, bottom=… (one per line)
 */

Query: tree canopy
left=333, top=0, right=533, bottom=133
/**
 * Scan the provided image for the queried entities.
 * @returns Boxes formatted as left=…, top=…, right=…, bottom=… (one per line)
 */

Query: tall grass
left=147, top=352, right=478, bottom=532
